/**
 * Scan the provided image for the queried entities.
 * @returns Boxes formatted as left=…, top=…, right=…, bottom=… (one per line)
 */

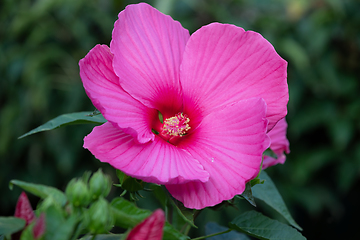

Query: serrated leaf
left=252, top=171, right=302, bottom=230
left=240, top=182, right=256, bottom=207
left=18, top=111, right=106, bottom=139
left=205, top=222, right=251, bottom=240
left=0, top=217, right=26, bottom=235
left=110, top=198, right=188, bottom=240
left=10, top=180, right=67, bottom=206
left=229, top=211, right=306, bottom=240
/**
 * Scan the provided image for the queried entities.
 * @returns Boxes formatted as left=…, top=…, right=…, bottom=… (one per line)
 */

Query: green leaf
left=110, top=198, right=188, bottom=240
left=205, top=222, right=251, bottom=240
left=10, top=180, right=67, bottom=206
left=240, top=182, right=256, bottom=207
left=0, top=217, right=26, bottom=235
left=149, top=184, right=168, bottom=207
left=18, top=111, right=106, bottom=139
left=229, top=211, right=306, bottom=240
left=80, top=234, right=124, bottom=240
left=150, top=185, right=196, bottom=229
left=44, top=205, right=78, bottom=240
left=168, top=197, right=197, bottom=228
left=252, top=171, right=302, bottom=230
left=163, top=223, right=190, bottom=240
left=20, top=223, right=35, bottom=240
left=110, top=197, right=152, bottom=229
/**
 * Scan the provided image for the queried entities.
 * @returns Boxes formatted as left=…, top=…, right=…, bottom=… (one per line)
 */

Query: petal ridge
left=110, top=3, right=190, bottom=114
left=79, top=44, right=156, bottom=143
left=167, top=98, right=269, bottom=209
left=84, top=122, right=209, bottom=185
left=181, top=22, right=288, bottom=130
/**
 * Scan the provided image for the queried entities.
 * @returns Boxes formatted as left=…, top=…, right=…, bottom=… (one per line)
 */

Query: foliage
left=2, top=165, right=303, bottom=239
left=1, top=0, right=359, bottom=238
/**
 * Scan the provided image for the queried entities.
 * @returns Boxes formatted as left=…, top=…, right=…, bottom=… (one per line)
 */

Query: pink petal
left=79, top=44, right=156, bottom=143
left=110, top=3, right=190, bottom=115
left=166, top=98, right=270, bottom=209
left=84, top=122, right=209, bottom=185
left=14, top=192, right=35, bottom=225
left=33, top=213, right=46, bottom=239
left=127, top=209, right=165, bottom=240
left=262, top=118, right=290, bottom=169
left=180, top=23, right=288, bottom=130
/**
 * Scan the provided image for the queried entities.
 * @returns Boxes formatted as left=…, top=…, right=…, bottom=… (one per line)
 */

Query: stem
left=190, top=229, right=233, bottom=240
left=166, top=203, right=173, bottom=224
left=70, top=222, right=82, bottom=240
left=183, top=224, right=192, bottom=236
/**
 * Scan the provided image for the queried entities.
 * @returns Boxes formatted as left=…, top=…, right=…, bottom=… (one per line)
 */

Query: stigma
left=161, top=113, right=190, bottom=137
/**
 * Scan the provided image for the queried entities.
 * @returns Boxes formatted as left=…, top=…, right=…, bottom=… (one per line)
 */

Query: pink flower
left=13, top=192, right=46, bottom=239
left=14, top=192, right=35, bottom=226
left=80, top=3, right=288, bottom=209
left=262, top=118, right=290, bottom=169
left=126, top=209, right=165, bottom=240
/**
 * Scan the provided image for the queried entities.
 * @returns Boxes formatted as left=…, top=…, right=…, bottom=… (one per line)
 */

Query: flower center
left=161, top=113, right=190, bottom=137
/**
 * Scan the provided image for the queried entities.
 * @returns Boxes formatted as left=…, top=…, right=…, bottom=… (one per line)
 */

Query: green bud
left=83, top=197, right=114, bottom=234
left=65, top=179, right=90, bottom=207
left=37, top=195, right=63, bottom=217
left=89, top=169, right=112, bottom=201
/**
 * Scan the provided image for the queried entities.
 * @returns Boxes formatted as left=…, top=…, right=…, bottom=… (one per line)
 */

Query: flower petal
left=84, top=122, right=209, bottom=185
left=166, top=98, right=270, bottom=209
left=127, top=209, right=165, bottom=240
left=263, top=118, right=290, bottom=169
left=111, top=3, right=189, bottom=115
left=79, top=44, right=156, bottom=143
left=180, top=23, right=288, bottom=130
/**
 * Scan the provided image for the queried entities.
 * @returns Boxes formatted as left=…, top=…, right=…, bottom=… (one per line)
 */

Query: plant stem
left=190, top=229, right=233, bottom=240
left=183, top=224, right=191, bottom=236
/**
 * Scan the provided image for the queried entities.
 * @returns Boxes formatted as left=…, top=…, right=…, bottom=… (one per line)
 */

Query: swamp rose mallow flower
left=80, top=3, right=288, bottom=209
left=263, top=118, right=290, bottom=169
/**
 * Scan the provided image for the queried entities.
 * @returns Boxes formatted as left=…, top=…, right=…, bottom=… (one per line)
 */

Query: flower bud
left=83, top=197, right=114, bottom=234
left=89, top=169, right=112, bottom=200
left=14, top=192, right=35, bottom=225
left=126, top=209, right=165, bottom=240
left=65, top=179, right=90, bottom=207
left=33, top=213, right=46, bottom=239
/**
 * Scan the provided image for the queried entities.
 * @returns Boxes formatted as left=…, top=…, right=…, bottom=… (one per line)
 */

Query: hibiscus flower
left=263, top=118, right=290, bottom=169
left=80, top=3, right=288, bottom=209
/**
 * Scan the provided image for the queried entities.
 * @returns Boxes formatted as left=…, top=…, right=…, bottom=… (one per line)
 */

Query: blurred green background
left=1, top=0, right=359, bottom=238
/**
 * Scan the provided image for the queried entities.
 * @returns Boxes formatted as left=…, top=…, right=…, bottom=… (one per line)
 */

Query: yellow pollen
left=162, top=113, right=190, bottom=137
